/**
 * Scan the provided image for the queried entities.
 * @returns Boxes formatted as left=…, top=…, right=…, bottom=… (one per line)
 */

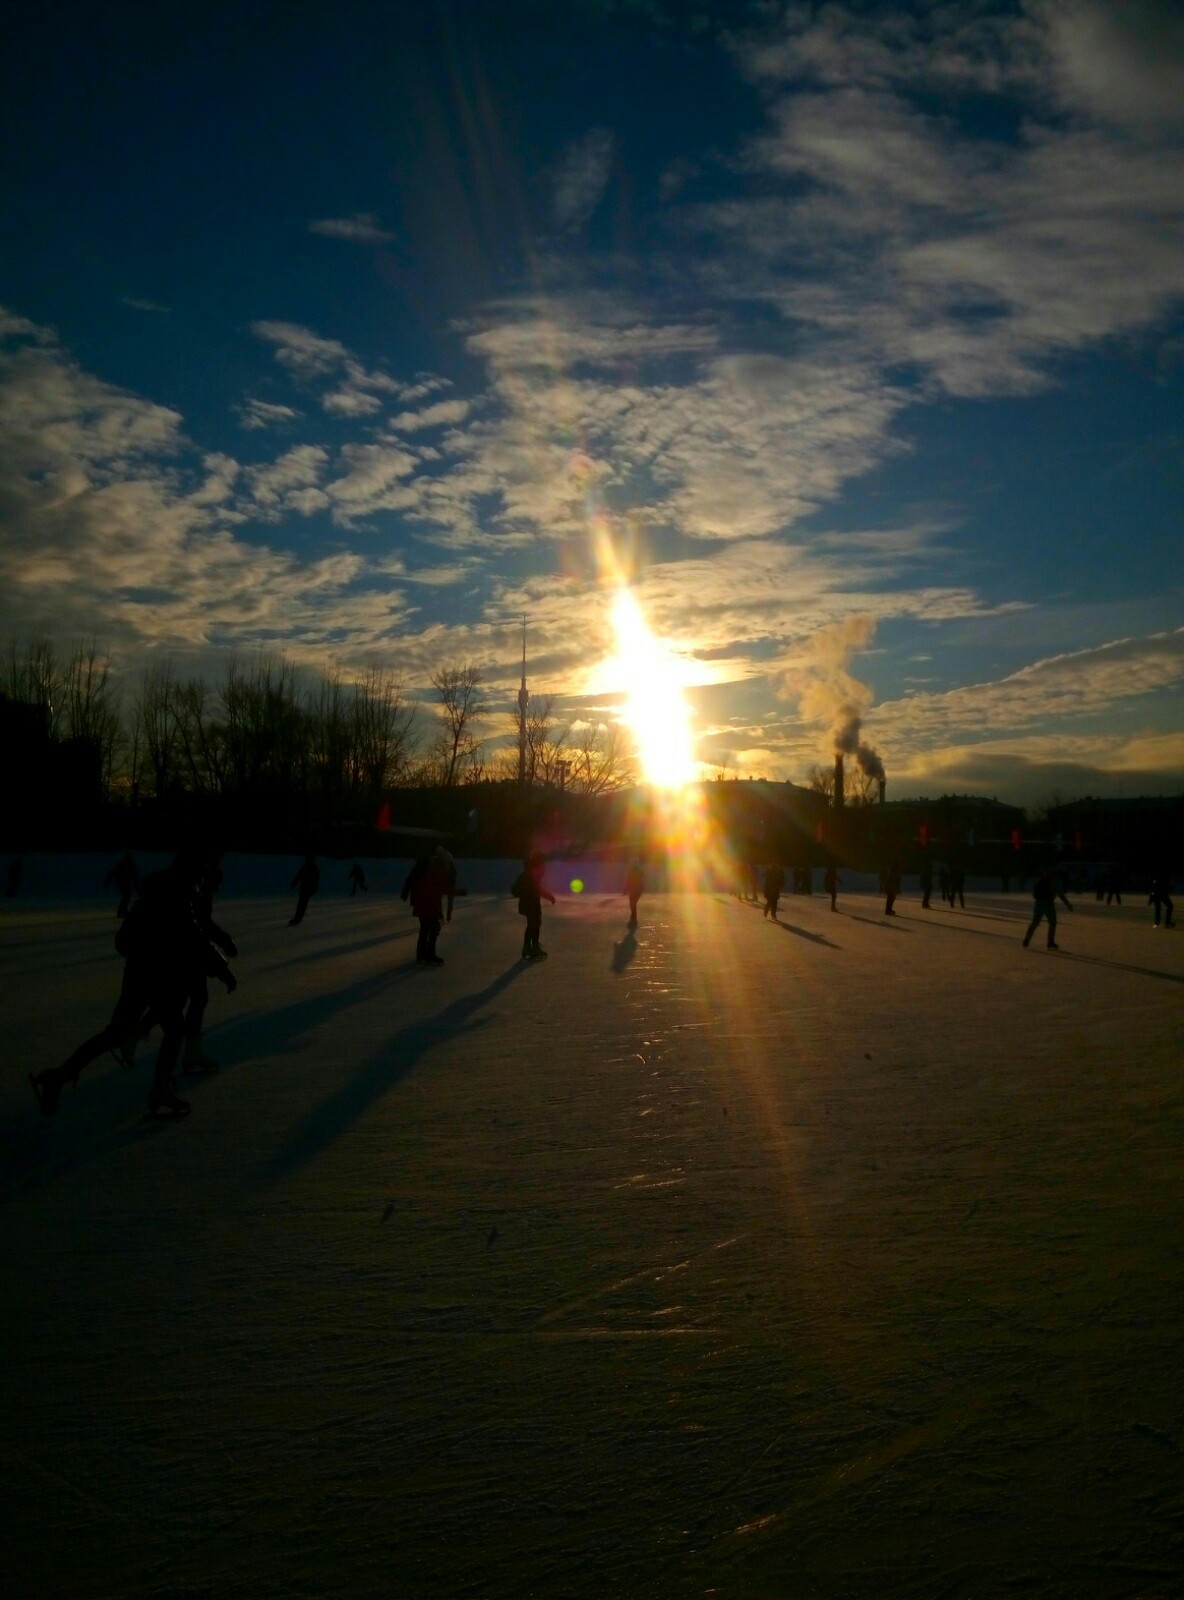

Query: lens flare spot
left=570, top=878, right=584, bottom=893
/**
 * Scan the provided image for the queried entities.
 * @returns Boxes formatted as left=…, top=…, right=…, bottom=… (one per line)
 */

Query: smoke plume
left=793, top=615, right=885, bottom=782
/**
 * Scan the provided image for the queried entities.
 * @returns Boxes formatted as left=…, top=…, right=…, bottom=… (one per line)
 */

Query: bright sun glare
left=608, top=588, right=697, bottom=788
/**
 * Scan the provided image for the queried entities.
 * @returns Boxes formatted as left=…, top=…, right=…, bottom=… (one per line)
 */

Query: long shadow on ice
left=773, top=919, right=841, bottom=949
left=842, top=912, right=912, bottom=933
left=262, top=924, right=416, bottom=972
left=256, top=961, right=527, bottom=1184
left=206, top=966, right=419, bottom=1068
left=612, top=930, right=638, bottom=971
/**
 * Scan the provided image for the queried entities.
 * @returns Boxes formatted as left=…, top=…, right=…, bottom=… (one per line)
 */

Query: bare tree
left=135, top=662, right=180, bottom=799
left=351, top=668, right=417, bottom=797
left=566, top=718, right=635, bottom=795
left=806, top=762, right=836, bottom=801
left=2, top=637, right=64, bottom=734
left=430, top=663, right=487, bottom=787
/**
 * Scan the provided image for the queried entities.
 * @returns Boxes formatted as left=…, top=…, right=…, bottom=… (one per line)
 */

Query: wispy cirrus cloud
left=308, top=212, right=394, bottom=244
left=235, top=397, right=303, bottom=431
left=551, top=128, right=616, bottom=230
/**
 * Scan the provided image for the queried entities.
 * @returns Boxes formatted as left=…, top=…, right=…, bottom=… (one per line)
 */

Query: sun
left=606, top=588, right=697, bottom=788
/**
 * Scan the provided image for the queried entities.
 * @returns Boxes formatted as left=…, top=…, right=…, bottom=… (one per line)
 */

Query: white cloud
left=121, top=296, right=170, bottom=314
left=308, top=212, right=395, bottom=243
left=235, top=397, right=303, bottom=430
left=389, top=399, right=471, bottom=432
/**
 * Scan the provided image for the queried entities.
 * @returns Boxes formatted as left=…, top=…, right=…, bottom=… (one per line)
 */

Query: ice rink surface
left=2, top=883, right=1183, bottom=1598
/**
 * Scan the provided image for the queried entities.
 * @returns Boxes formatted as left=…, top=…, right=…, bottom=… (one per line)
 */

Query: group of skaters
left=23, top=840, right=1178, bottom=1121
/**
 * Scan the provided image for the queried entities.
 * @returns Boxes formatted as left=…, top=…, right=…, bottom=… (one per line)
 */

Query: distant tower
left=517, top=616, right=529, bottom=787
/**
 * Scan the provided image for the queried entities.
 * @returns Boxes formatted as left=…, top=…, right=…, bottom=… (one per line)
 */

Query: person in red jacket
left=403, top=845, right=453, bottom=965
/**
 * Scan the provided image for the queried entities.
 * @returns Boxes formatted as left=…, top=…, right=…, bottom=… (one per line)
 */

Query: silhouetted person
left=949, top=866, right=966, bottom=909
left=513, top=853, right=555, bottom=960
left=1151, top=868, right=1175, bottom=928
left=762, top=862, right=784, bottom=921
left=406, top=846, right=451, bottom=964
left=288, top=853, right=320, bottom=925
left=30, top=851, right=236, bottom=1118
left=624, top=859, right=645, bottom=927
left=824, top=861, right=839, bottom=911
left=5, top=855, right=23, bottom=897
left=884, top=862, right=901, bottom=916
left=937, top=863, right=950, bottom=905
left=127, top=847, right=238, bottom=1075
left=1105, top=866, right=1124, bottom=906
left=105, top=851, right=140, bottom=918
left=1022, top=868, right=1059, bottom=950
left=919, top=859, right=933, bottom=909
left=347, top=863, right=368, bottom=896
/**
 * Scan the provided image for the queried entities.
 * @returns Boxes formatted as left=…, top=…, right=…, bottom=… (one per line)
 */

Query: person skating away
left=824, top=861, right=839, bottom=912
left=288, top=852, right=320, bottom=925
left=937, top=863, right=950, bottom=906
left=347, top=863, right=367, bottom=897
left=950, top=866, right=966, bottom=909
left=762, top=862, right=784, bottom=921
left=884, top=862, right=901, bottom=916
left=1105, top=865, right=1124, bottom=906
left=1150, top=868, right=1175, bottom=928
left=1022, top=868, right=1060, bottom=950
left=30, top=851, right=236, bottom=1119
left=624, top=859, right=645, bottom=927
left=512, top=853, right=555, bottom=960
left=105, top=851, right=140, bottom=918
left=404, top=845, right=452, bottom=964
left=919, top=859, right=933, bottom=909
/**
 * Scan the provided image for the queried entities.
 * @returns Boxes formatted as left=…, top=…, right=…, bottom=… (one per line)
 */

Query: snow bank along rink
left=2, top=869, right=1182, bottom=1599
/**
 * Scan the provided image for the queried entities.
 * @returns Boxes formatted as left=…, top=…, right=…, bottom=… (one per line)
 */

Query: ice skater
left=624, top=858, right=645, bottom=927
left=30, top=850, right=236, bottom=1119
left=949, top=866, right=966, bottom=909
left=125, top=847, right=237, bottom=1075
left=762, top=862, right=784, bottom=921
left=403, top=845, right=452, bottom=964
left=348, top=863, right=368, bottom=896
left=512, top=853, right=555, bottom=960
left=884, top=861, right=901, bottom=916
left=288, top=852, right=320, bottom=925
left=938, top=863, right=950, bottom=905
left=1150, top=868, right=1175, bottom=928
left=824, top=860, right=839, bottom=911
left=1022, top=868, right=1060, bottom=951
left=919, top=858, right=933, bottom=909
left=1105, top=866, right=1124, bottom=906
left=105, top=850, right=140, bottom=917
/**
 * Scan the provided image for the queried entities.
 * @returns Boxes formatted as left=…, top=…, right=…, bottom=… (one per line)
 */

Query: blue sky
left=1, top=0, right=1181, bottom=801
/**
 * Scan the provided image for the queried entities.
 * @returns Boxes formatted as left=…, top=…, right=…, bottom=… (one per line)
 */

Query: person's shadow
left=612, top=929, right=639, bottom=972
left=257, top=961, right=527, bottom=1183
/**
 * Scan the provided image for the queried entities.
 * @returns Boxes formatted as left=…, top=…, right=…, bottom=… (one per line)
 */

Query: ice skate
left=146, top=1085, right=191, bottom=1118
left=181, top=1037, right=220, bottom=1075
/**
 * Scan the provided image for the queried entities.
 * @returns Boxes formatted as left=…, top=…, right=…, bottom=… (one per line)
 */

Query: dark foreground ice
left=2, top=885, right=1182, bottom=1598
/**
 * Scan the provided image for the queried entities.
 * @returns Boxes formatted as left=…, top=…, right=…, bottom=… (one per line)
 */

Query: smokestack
left=834, top=753, right=844, bottom=810
left=878, top=776, right=886, bottom=805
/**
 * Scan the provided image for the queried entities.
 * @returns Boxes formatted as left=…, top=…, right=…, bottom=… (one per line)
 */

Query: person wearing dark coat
left=30, top=852, right=235, bottom=1118
left=1150, top=869, right=1175, bottom=928
left=512, top=854, right=555, bottom=960
left=762, top=863, right=784, bottom=921
left=348, top=863, right=368, bottom=896
left=1022, top=869, right=1060, bottom=950
left=624, top=860, right=645, bottom=927
left=884, top=862, right=901, bottom=916
left=288, top=853, right=321, bottom=925
left=824, top=861, right=839, bottom=911
left=919, top=859, right=933, bottom=909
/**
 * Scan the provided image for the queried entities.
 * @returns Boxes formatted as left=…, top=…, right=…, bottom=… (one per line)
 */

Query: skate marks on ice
left=257, top=960, right=528, bottom=1183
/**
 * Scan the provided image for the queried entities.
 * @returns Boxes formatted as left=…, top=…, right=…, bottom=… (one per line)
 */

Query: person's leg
left=148, top=982, right=190, bottom=1115
left=417, top=919, right=430, bottom=961
left=425, top=918, right=442, bottom=962
left=521, top=915, right=531, bottom=958
left=830, top=890, right=837, bottom=911
left=1022, top=906, right=1042, bottom=947
left=290, top=889, right=310, bottom=925
left=182, top=976, right=217, bottom=1071
left=528, top=911, right=544, bottom=955
left=1046, top=904, right=1058, bottom=947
